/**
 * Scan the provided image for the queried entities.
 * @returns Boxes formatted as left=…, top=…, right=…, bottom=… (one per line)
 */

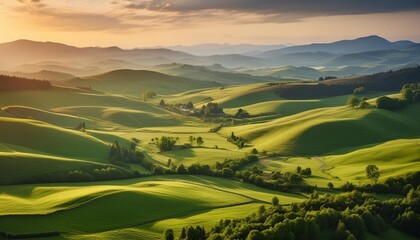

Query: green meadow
left=0, top=68, right=419, bottom=239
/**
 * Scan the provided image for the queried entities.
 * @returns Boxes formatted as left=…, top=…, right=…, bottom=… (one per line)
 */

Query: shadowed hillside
left=66, top=69, right=222, bottom=95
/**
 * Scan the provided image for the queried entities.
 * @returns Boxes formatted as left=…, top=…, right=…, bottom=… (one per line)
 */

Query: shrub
left=376, top=96, right=406, bottom=110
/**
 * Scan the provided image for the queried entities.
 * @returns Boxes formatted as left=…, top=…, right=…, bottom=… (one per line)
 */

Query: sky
left=1, top=0, right=420, bottom=48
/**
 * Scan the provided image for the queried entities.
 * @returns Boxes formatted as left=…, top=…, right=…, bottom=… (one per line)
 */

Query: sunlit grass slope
left=54, top=106, right=179, bottom=128
left=67, top=69, right=222, bottom=96
left=326, top=138, right=420, bottom=181
left=0, top=152, right=108, bottom=184
left=154, top=83, right=279, bottom=107
left=0, top=175, right=304, bottom=235
left=221, top=103, right=420, bottom=155
left=2, top=105, right=96, bottom=128
left=224, top=92, right=388, bottom=117
left=120, top=130, right=246, bottom=166
left=0, top=117, right=108, bottom=160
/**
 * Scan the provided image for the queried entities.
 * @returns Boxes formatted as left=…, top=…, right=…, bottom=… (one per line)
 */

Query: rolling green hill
left=66, top=69, right=222, bottom=95
left=0, top=117, right=108, bottom=160
left=221, top=102, right=420, bottom=156
left=154, top=63, right=277, bottom=85
left=0, top=175, right=303, bottom=238
left=3, top=105, right=96, bottom=129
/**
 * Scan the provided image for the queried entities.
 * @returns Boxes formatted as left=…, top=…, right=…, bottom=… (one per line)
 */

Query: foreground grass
left=0, top=175, right=304, bottom=236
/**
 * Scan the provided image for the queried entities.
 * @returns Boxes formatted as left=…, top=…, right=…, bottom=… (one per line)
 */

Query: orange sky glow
left=1, top=0, right=419, bottom=48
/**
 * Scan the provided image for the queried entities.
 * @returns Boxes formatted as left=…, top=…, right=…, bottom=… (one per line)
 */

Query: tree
left=353, top=87, right=365, bottom=95
left=76, top=121, right=86, bottom=131
left=186, top=101, right=194, bottom=109
left=289, top=173, right=303, bottom=184
left=401, top=88, right=414, bottom=103
left=272, top=196, right=279, bottom=206
left=347, top=95, right=360, bottom=107
left=246, top=230, right=264, bottom=240
left=359, top=97, right=370, bottom=109
left=176, top=164, right=188, bottom=174
left=328, top=182, right=334, bottom=189
left=301, top=167, right=312, bottom=177
left=180, top=227, right=187, bottom=239
left=163, top=229, right=174, bottom=240
left=376, top=96, right=406, bottom=110
left=142, top=90, right=156, bottom=101
left=189, top=136, right=195, bottom=146
left=296, top=166, right=302, bottom=174
left=196, top=136, right=204, bottom=147
left=159, top=99, right=165, bottom=106
left=366, top=165, right=380, bottom=183
left=222, top=168, right=234, bottom=178
left=157, top=136, right=177, bottom=152
left=251, top=148, right=259, bottom=154
left=235, top=108, right=250, bottom=118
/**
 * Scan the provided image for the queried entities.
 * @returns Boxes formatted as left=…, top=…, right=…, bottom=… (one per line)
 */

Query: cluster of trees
left=376, top=96, right=407, bottom=110
left=296, top=166, right=312, bottom=177
left=347, top=95, right=369, bottom=108
left=163, top=226, right=206, bottom=240
left=401, top=83, right=420, bottom=102
left=158, top=155, right=259, bottom=179
left=175, top=185, right=420, bottom=239
left=27, top=166, right=143, bottom=184
left=318, top=76, right=337, bottom=81
left=236, top=167, right=313, bottom=193
left=152, top=136, right=177, bottom=152
left=188, top=136, right=204, bottom=147
left=0, top=75, right=52, bottom=91
left=109, top=140, right=145, bottom=164
left=377, top=82, right=420, bottom=110
left=234, top=108, right=250, bottom=119
left=227, top=132, right=247, bottom=148
left=158, top=100, right=196, bottom=115
left=215, top=155, right=259, bottom=173
left=150, top=136, right=205, bottom=152
left=353, top=86, right=365, bottom=94
left=200, top=102, right=224, bottom=116
left=341, top=171, right=419, bottom=195
left=141, top=89, right=156, bottom=101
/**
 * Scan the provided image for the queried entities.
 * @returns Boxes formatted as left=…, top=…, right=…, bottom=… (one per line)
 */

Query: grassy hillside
left=221, top=102, right=420, bottom=156
left=0, top=117, right=108, bottom=160
left=54, top=106, right=179, bottom=128
left=154, top=63, right=276, bottom=85
left=156, top=83, right=282, bottom=109
left=0, top=151, right=108, bottom=184
left=66, top=69, right=222, bottom=95
left=326, top=138, right=420, bottom=181
left=3, top=105, right=96, bottom=129
left=0, top=175, right=304, bottom=237
left=273, top=67, right=420, bottom=99
left=0, top=70, right=75, bottom=81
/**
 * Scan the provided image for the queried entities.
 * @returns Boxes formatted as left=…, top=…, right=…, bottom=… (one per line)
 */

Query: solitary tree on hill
left=196, top=136, right=204, bottom=147
left=366, top=165, right=380, bottom=183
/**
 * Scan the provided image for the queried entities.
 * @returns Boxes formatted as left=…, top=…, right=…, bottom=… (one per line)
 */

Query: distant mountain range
left=166, top=43, right=287, bottom=56
left=0, top=36, right=418, bottom=79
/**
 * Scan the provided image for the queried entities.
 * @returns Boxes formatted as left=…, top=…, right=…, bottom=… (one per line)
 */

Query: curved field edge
left=0, top=175, right=304, bottom=234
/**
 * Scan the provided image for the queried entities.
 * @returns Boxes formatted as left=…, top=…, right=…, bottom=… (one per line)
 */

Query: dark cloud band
left=125, top=0, right=420, bottom=16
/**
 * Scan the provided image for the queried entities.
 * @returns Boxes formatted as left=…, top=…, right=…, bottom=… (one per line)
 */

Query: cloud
left=7, top=0, right=420, bottom=33
left=11, top=5, right=139, bottom=31
left=123, top=0, right=420, bottom=17
left=17, top=0, right=45, bottom=7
